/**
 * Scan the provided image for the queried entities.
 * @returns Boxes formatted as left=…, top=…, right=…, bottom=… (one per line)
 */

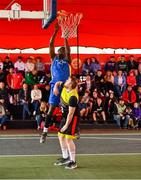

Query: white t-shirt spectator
left=14, top=61, right=25, bottom=71
left=31, top=89, right=42, bottom=102
left=25, top=62, right=35, bottom=72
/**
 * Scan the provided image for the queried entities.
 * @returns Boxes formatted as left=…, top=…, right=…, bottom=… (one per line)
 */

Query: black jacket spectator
left=3, top=56, right=14, bottom=72
left=104, top=56, right=116, bottom=72
left=116, top=56, right=128, bottom=72
left=127, top=55, right=138, bottom=72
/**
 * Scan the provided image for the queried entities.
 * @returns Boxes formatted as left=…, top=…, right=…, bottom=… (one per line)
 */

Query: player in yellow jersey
left=53, top=76, right=79, bottom=169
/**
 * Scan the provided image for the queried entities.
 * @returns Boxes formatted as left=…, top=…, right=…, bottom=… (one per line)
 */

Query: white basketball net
left=58, top=13, right=83, bottom=39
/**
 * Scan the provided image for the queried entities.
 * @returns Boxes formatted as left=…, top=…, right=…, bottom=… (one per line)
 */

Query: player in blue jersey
left=40, top=23, right=71, bottom=143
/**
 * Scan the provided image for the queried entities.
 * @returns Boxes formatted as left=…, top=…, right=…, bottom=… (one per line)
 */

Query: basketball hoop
left=57, top=12, right=83, bottom=39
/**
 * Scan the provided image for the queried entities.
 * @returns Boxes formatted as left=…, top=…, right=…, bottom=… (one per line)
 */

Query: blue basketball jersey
left=50, top=56, right=71, bottom=84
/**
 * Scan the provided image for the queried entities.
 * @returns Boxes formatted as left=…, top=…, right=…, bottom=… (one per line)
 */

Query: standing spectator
left=35, top=101, right=48, bottom=130
left=82, top=58, right=91, bottom=75
left=14, top=56, right=25, bottom=76
left=19, top=83, right=31, bottom=120
left=126, top=70, right=136, bottom=87
left=116, top=55, right=128, bottom=73
left=104, top=91, right=117, bottom=122
left=25, top=57, right=35, bottom=72
left=127, top=55, right=138, bottom=72
left=0, top=57, right=3, bottom=70
left=113, top=99, right=126, bottom=128
left=36, top=57, right=45, bottom=74
left=3, top=56, right=14, bottom=72
left=31, top=84, right=42, bottom=115
left=122, top=85, right=136, bottom=107
left=90, top=57, right=101, bottom=75
left=104, top=56, right=116, bottom=72
left=114, top=70, right=126, bottom=98
left=92, top=97, right=106, bottom=123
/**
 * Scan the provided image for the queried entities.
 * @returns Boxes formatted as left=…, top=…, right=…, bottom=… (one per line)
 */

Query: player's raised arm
left=64, top=38, right=71, bottom=64
left=49, top=23, right=59, bottom=60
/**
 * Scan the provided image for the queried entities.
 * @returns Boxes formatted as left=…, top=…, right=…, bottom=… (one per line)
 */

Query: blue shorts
left=48, top=84, right=62, bottom=106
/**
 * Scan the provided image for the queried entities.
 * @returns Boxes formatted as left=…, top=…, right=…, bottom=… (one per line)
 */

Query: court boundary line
left=0, top=153, right=141, bottom=158
left=0, top=136, right=141, bottom=141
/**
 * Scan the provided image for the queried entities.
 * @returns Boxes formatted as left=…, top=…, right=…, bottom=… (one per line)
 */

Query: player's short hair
left=70, top=76, right=77, bottom=89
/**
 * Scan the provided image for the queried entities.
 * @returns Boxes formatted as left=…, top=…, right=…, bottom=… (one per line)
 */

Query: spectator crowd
left=0, top=55, right=140, bottom=130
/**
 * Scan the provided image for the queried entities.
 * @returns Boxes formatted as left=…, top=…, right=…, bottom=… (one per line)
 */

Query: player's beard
left=58, top=54, right=65, bottom=60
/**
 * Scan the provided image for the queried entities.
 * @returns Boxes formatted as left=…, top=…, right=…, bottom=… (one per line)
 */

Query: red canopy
left=0, top=0, right=141, bottom=49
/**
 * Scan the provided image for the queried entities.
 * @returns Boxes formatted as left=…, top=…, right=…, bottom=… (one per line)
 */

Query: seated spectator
left=25, top=57, right=35, bottom=72
left=90, top=57, right=101, bottom=75
left=132, top=102, right=141, bottom=129
left=82, top=58, right=91, bottom=75
left=127, top=55, right=138, bottom=72
left=14, top=56, right=25, bottom=76
left=36, top=57, right=45, bottom=75
left=25, top=70, right=39, bottom=88
left=104, top=56, right=116, bottom=72
left=113, top=99, right=127, bottom=128
left=31, top=84, right=42, bottom=115
left=0, top=100, right=9, bottom=130
left=116, top=55, right=128, bottom=73
left=104, top=71, right=114, bottom=92
left=79, top=97, right=89, bottom=121
left=104, top=91, right=117, bottom=122
left=19, top=83, right=31, bottom=120
left=0, top=57, right=3, bottom=70
left=3, top=56, right=14, bottom=73
left=95, top=70, right=105, bottom=93
left=114, top=70, right=126, bottom=98
left=126, top=70, right=136, bottom=87
left=122, top=85, right=136, bottom=107
left=85, top=75, right=93, bottom=91
left=92, top=97, right=106, bottom=123
left=35, top=101, right=48, bottom=130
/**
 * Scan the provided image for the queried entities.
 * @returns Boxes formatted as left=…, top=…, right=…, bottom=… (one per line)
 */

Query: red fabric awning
left=0, top=0, right=141, bottom=49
